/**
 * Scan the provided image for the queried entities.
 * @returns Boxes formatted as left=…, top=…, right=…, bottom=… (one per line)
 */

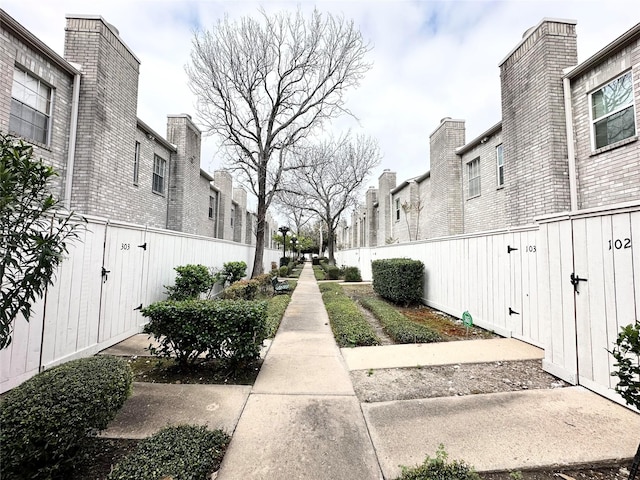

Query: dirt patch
left=351, top=360, right=568, bottom=403
left=71, top=437, right=140, bottom=480
left=482, top=464, right=632, bottom=480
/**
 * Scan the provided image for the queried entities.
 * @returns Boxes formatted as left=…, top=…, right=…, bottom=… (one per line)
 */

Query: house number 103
left=608, top=238, right=631, bottom=250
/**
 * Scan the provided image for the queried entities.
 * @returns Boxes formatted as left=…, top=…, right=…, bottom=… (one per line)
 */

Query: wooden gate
left=539, top=204, right=640, bottom=405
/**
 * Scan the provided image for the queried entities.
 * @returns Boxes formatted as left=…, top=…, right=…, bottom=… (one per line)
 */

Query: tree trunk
left=251, top=163, right=268, bottom=278
left=327, top=228, right=336, bottom=265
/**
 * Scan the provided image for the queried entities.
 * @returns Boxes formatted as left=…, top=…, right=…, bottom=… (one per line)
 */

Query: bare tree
left=288, top=133, right=381, bottom=265
left=186, top=8, right=371, bottom=277
left=273, top=190, right=314, bottom=234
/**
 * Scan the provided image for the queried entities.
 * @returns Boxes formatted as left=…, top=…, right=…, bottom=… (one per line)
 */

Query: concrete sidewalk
left=101, top=262, right=640, bottom=478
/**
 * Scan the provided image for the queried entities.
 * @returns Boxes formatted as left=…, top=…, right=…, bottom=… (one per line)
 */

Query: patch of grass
left=360, top=296, right=443, bottom=344
left=319, top=282, right=380, bottom=347
left=266, top=293, right=292, bottom=338
left=313, top=265, right=326, bottom=280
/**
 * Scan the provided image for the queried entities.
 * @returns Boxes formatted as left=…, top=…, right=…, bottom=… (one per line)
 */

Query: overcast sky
left=4, top=0, right=638, bottom=210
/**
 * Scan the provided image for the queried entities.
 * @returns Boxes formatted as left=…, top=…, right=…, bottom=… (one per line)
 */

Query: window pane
left=594, top=106, right=635, bottom=149
left=592, top=72, right=632, bottom=119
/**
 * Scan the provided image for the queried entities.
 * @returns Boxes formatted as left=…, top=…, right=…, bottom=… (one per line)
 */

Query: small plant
left=165, top=264, right=215, bottom=300
left=107, top=425, right=229, bottom=480
left=509, top=471, right=524, bottom=480
left=214, top=261, right=247, bottom=287
left=396, top=444, right=481, bottom=480
left=344, top=266, right=362, bottom=282
left=610, top=322, right=640, bottom=409
left=279, top=265, right=289, bottom=277
left=0, top=356, right=132, bottom=479
left=367, top=368, right=374, bottom=377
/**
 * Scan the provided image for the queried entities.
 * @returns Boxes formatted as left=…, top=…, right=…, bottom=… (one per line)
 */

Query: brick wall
left=64, top=15, right=140, bottom=219
left=500, top=19, right=577, bottom=226
left=365, top=187, right=378, bottom=246
left=570, top=38, right=640, bottom=209
left=233, top=187, right=247, bottom=243
left=376, top=170, right=396, bottom=245
left=214, top=170, right=233, bottom=240
left=461, top=130, right=507, bottom=233
left=1, top=15, right=75, bottom=200
left=428, top=118, right=465, bottom=237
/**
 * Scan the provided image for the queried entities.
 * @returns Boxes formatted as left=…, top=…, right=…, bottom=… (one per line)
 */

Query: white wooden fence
left=336, top=202, right=640, bottom=407
left=1, top=216, right=281, bottom=393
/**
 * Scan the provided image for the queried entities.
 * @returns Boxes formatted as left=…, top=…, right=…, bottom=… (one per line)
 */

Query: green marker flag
left=462, top=311, right=473, bottom=327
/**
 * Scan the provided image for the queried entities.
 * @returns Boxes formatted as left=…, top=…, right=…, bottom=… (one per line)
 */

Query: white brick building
left=348, top=19, right=639, bottom=246
left=1, top=10, right=277, bottom=245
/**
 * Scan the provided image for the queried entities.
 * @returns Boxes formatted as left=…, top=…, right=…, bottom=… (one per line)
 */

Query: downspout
left=64, top=64, right=82, bottom=209
left=563, top=75, right=578, bottom=212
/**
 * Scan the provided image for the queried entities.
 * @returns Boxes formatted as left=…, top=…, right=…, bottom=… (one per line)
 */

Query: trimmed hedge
left=319, top=282, right=380, bottom=347
left=372, top=258, right=424, bottom=305
left=266, top=293, right=292, bottom=337
left=0, top=356, right=132, bottom=479
left=107, top=425, right=229, bottom=480
left=360, top=296, right=442, bottom=344
left=324, top=265, right=341, bottom=280
left=343, top=266, right=362, bottom=282
left=142, top=299, right=267, bottom=366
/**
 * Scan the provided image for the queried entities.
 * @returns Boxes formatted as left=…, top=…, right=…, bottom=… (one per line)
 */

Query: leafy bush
left=0, top=133, right=85, bottom=349
left=165, top=264, right=215, bottom=301
left=325, top=265, right=341, bottom=280
left=0, top=356, right=132, bottom=479
left=214, top=261, right=247, bottom=286
left=279, top=265, right=289, bottom=277
left=220, top=279, right=259, bottom=300
left=142, top=299, right=267, bottom=366
left=107, top=425, right=229, bottom=480
left=343, top=266, right=362, bottom=282
left=610, top=322, right=640, bottom=409
left=396, top=444, right=481, bottom=480
left=266, top=293, right=292, bottom=337
left=372, top=258, right=424, bottom=306
left=360, top=296, right=442, bottom=343
left=253, top=273, right=275, bottom=296
left=319, top=283, right=380, bottom=347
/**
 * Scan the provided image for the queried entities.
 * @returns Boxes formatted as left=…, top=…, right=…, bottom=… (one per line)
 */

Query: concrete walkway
left=102, top=262, right=640, bottom=478
left=216, top=262, right=383, bottom=479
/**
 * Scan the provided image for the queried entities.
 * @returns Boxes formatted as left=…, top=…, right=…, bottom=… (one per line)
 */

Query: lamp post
left=278, top=226, right=290, bottom=262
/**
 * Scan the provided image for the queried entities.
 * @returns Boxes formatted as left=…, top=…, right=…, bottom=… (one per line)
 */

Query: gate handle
left=101, top=267, right=110, bottom=283
left=570, top=273, right=587, bottom=294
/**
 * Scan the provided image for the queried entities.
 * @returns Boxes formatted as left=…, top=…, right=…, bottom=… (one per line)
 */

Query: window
left=152, top=155, right=166, bottom=194
left=230, top=205, right=235, bottom=227
left=591, top=71, right=636, bottom=149
left=9, top=67, right=52, bottom=145
left=468, top=157, right=481, bottom=198
left=208, top=193, right=217, bottom=220
left=395, top=198, right=400, bottom=221
left=496, top=144, right=504, bottom=187
left=133, top=141, right=140, bottom=185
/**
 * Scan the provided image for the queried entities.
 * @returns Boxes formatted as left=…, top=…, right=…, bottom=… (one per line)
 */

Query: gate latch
left=570, top=273, right=587, bottom=294
left=101, top=266, right=111, bottom=283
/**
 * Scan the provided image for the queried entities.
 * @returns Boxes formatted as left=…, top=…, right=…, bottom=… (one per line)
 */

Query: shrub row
left=0, top=356, right=132, bottom=479
left=319, top=282, right=380, bottom=347
left=360, top=296, right=442, bottom=344
left=107, top=425, right=230, bottom=480
left=142, top=299, right=267, bottom=367
left=372, top=258, right=424, bottom=306
left=265, top=293, right=293, bottom=338
left=313, top=265, right=326, bottom=280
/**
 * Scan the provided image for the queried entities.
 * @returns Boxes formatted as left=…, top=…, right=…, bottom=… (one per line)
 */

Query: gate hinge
left=138, top=242, right=147, bottom=250
left=509, top=307, right=520, bottom=316
left=133, top=304, right=143, bottom=311
left=507, top=245, right=518, bottom=254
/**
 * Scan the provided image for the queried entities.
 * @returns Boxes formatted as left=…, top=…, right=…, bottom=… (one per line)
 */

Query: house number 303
left=608, top=238, right=631, bottom=250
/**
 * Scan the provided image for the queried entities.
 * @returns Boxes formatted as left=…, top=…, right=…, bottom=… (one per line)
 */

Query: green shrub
left=343, top=266, right=362, bottom=282
left=220, top=279, right=260, bottom=300
left=372, top=258, right=424, bottom=306
left=325, top=265, right=341, bottom=280
left=142, top=299, right=268, bottom=367
left=266, top=293, right=292, bottom=337
left=319, top=283, right=380, bottom=347
left=610, top=322, right=640, bottom=409
left=165, top=264, right=215, bottom=301
left=214, top=261, right=247, bottom=287
left=253, top=273, right=274, bottom=296
left=396, top=444, right=480, bottom=480
left=313, top=265, right=326, bottom=280
left=107, top=425, right=229, bottom=480
left=360, top=296, right=442, bottom=343
left=279, top=265, right=289, bottom=277
left=0, top=356, right=132, bottom=479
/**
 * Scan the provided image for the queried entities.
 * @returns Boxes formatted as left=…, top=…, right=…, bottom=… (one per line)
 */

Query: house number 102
left=608, top=238, right=631, bottom=250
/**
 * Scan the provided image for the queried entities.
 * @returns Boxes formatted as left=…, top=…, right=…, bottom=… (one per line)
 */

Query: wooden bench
left=271, top=276, right=291, bottom=294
